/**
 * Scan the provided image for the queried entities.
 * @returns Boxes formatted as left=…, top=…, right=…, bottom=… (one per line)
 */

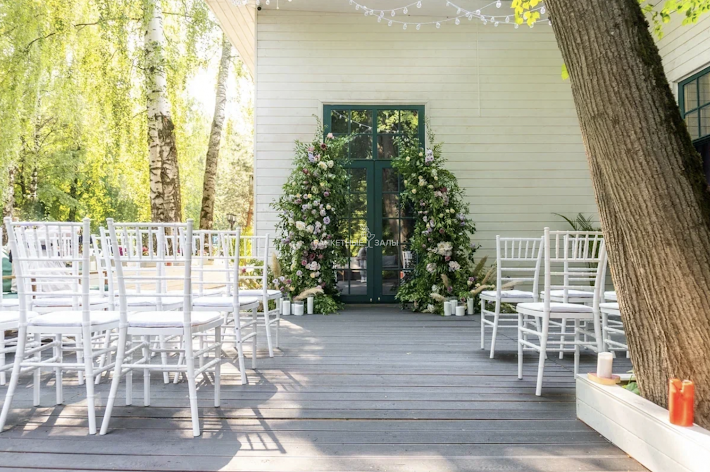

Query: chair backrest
left=106, top=219, right=194, bottom=322
left=191, top=229, right=241, bottom=301
left=238, top=233, right=270, bottom=303
left=4, top=218, right=91, bottom=317
left=543, top=227, right=606, bottom=309
left=495, top=236, right=544, bottom=299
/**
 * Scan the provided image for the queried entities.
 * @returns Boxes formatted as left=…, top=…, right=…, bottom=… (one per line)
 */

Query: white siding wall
left=254, top=11, right=595, bottom=258
left=657, top=13, right=710, bottom=87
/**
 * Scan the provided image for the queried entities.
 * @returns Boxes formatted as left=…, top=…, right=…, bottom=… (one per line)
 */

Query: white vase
left=282, top=299, right=291, bottom=316
left=467, top=297, right=474, bottom=315
left=443, top=301, right=452, bottom=316
left=455, top=305, right=466, bottom=317
left=293, top=302, right=304, bottom=316
left=307, top=296, right=314, bottom=315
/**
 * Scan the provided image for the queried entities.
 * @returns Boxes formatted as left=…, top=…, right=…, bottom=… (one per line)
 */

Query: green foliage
left=270, top=125, right=351, bottom=315
left=554, top=213, right=602, bottom=232
left=391, top=130, right=481, bottom=314
left=641, top=0, right=710, bottom=38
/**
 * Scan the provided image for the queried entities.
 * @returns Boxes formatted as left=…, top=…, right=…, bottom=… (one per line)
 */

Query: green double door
left=324, top=105, right=424, bottom=303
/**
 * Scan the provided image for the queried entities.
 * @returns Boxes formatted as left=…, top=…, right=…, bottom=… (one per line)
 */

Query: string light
left=347, top=1, right=423, bottom=20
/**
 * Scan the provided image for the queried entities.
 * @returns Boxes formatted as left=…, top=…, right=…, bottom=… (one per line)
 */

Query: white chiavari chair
left=100, top=219, right=223, bottom=437
left=480, top=236, right=543, bottom=358
left=1, top=227, right=19, bottom=313
left=597, top=253, right=627, bottom=355
left=516, top=228, right=606, bottom=396
left=189, top=229, right=260, bottom=385
left=237, top=234, right=281, bottom=357
left=0, top=218, right=120, bottom=434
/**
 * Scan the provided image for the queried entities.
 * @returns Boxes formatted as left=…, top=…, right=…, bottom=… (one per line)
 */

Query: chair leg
left=125, top=335, right=133, bottom=406
left=601, top=312, right=609, bottom=352
left=33, top=333, right=41, bottom=407
left=54, top=334, right=63, bottom=404
left=536, top=318, right=549, bottom=396
left=251, top=308, right=257, bottom=369
left=0, top=326, right=27, bottom=431
left=489, top=302, right=501, bottom=359
left=573, top=319, right=580, bottom=376
left=100, top=326, right=127, bottom=435
left=95, top=330, right=111, bottom=385
left=235, top=318, right=247, bottom=386
left=214, top=326, right=221, bottom=408
left=199, top=334, right=205, bottom=370
left=0, top=330, right=6, bottom=386
left=142, top=335, right=151, bottom=407
left=184, top=333, right=201, bottom=437
left=81, top=326, right=97, bottom=435
left=76, top=335, right=84, bottom=385
left=159, top=335, right=169, bottom=384
left=173, top=336, right=184, bottom=384
left=275, top=312, right=280, bottom=350
left=558, top=318, right=566, bottom=360
left=517, top=313, right=523, bottom=380
left=480, top=300, right=486, bottom=350
left=263, top=310, right=274, bottom=358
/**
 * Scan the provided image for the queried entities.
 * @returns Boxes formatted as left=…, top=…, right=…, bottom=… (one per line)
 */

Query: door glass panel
left=382, top=219, right=397, bottom=245
left=382, top=244, right=399, bottom=269
left=685, top=82, right=698, bottom=112
left=401, top=110, right=419, bottom=135
left=377, top=110, right=400, bottom=132
left=382, top=195, right=400, bottom=218
left=351, top=110, right=373, bottom=133
left=381, top=270, right=399, bottom=296
left=349, top=168, right=367, bottom=193
left=351, top=134, right=373, bottom=160
left=377, top=134, right=398, bottom=159
left=337, top=270, right=349, bottom=295
left=686, top=111, right=700, bottom=140
left=331, top=109, right=349, bottom=134
left=350, top=219, right=370, bottom=243
left=349, top=193, right=367, bottom=218
left=382, top=168, right=399, bottom=192
left=400, top=218, right=414, bottom=244
left=699, top=74, right=710, bottom=107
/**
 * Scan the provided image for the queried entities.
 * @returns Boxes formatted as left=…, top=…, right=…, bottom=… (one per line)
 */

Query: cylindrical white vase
left=282, top=299, right=291, bottom=316
left=443, top=301, right=452, bottom=316
left=456, top=305, right=466, bottom=317
left=307, top=296, right=314, bottom=315
left=293, top=302, right=304, bottom=316
left=467, top=297, right=474, bottom=315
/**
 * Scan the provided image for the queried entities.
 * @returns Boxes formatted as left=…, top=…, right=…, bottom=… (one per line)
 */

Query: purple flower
left=303, top=169, right=309, bottom=175
left=468, top=277, right=476, bottom=283
left=301, top=259, right=307, bottom=266
left=295, top=199, right=302, bottom=204
left=447, top=286, right=453, bottom=293
left=323, top=216, right=331, bottom=225
left=286, top=279, right=291, bottom=285
left=296, top=270, right=303, bottom=276
left=445, top=256, right=451, bottom=262
left=308, top=153, right=315, bottom=163
left=323, top=191, right=330, bottom=197
left=439, top=229, right=445, bottom=234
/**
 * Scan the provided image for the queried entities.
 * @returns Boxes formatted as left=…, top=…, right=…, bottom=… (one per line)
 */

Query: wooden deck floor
left=0, top=305, right=645, bottom=472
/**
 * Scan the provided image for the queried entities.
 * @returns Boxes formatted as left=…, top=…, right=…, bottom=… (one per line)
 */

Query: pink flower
left=327, top=133, right=334, bottom=139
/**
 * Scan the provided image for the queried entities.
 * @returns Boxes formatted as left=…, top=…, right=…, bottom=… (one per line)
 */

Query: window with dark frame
left=679, top=67, right=710, bottom=184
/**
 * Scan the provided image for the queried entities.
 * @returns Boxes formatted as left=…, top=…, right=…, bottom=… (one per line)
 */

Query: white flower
left=426, top=263, right=436, bottom=273
left=327, top=160, right=334, bottom=168
left=311, top=272, right=317, bottom=278
left=412, top=189, right=417, bottom=194
left=295, top=221, right=306, bottom=231
left=432, top=285, right=439, bottom=292
left=326, top=204, right=332, bottom=210
left=306, top=225, right=314, bottom=233
left=320, top=209, right=326, bottom=216
left=406, top=157, right=410, bottom=162
left=449, top=261, right=461, bottom=271
left=318, top=161, right=328, bottom=170
left=424, top=304, right=435, bottom=313
left=433, top=242, right=453, bottom=257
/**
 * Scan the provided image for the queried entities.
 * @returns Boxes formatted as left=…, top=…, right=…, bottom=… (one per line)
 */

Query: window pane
left=685, top=82, right=698, bottom=112
left=382, top=168, right=399, bottom=192
left=701, top=106, right=710, bottom=139
left=351, top=134, right=373, bottom=160
left=378, top=110, right=400, bottom=133
left=349, top=193, right=368, bottom=218
left=686, top=111, right=700, bottom=140
left=351, top=110, right=373, bottom=134
left=400, top=218, right=414, bottom=243
left=381, top=270, right=399, bottom=296
left=400, top=110, right=419, bottom=135
left=382, top=219, right=397, bottom=245
left=349, top=168, right=367, bottom=193
left=700, top=73, right=710, bottom=107
left=377, top=134, right=398, bottom=159
left=331, top=109, right=349, bottom=134
left=382, top=194, right=400, bottom=218
left=382, top=244, right=399, bottom=269
left=336, top=270, right=349, bottom=295
left=350, top=219, right=370, bottom=243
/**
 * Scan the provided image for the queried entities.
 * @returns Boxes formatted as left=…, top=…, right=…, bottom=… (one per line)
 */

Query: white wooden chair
left=597, top=254, right=627, bottom=355
left=480, top=236, right=543, bottom=358
left=516, top=229, right=606, bottom=396
left=100, top=219, right=223, bottom=437
left=0, top=227, right=19, bottom=313
left=0, top=218, right=120, bottom=435
left=237, top=234, right=281, bottom=357
left=189, top=229, right=260, bottom=385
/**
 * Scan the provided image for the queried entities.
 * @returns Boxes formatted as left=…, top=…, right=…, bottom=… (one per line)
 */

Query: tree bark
left=199, top=34, right=232, bottom=230
left=144, top=0, right=182, bottom=223
left=546, top=0, right=710, bottom=427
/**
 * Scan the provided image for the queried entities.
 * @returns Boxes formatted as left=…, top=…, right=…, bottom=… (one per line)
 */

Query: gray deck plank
left=0, top=305, right=642, bottom=471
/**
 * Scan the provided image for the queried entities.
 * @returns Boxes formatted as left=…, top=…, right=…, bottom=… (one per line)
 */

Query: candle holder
left=443, top=299, right=453, bottom=316
left=455, top=302, right=466, bottom=317
left=669, top=379, right=694, bottom=426
left=281, top=298, right=291, bottom=316
left=293, top=301, right=304, bottom=316
left=307, top=296, right=314, bottom=315
left=467, top=297, right=474, bottom=315
left=587, top=372, right=621, bottom=385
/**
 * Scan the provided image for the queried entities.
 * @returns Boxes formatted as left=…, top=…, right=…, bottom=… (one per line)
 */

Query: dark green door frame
left=324, top=104, right=425, bottom=303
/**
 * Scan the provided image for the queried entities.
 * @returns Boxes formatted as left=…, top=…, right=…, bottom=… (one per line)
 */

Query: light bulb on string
left=377, top=16, right=382, bottom=22
left=496, top=0, right=501, bottom=7
left=455, top=17, right=460, bottom=25
left=391, top=10, right=395, bottom=16
left=416, top=23, right=421, bottom=29
left=403, top=6, right=408, bottom=14
left=417, top=1, right=421, bottom=7
left=541, top=6, right=546, bottom=14
left=475, top=9, right=480, bottom=15
left=436, top=22, right=441, bottom=28
left=403, top=23, right=407, bottom=30
left=388, top=19, right=393, bottom=26
left=505, top=16, right=509, bottom=23
left=494, top=21, right=499, bottom=27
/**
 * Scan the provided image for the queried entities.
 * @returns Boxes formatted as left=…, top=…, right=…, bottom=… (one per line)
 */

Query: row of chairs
left=0, top=218, right=281, bottom=436
left=479, top=229, right=625, bottom=395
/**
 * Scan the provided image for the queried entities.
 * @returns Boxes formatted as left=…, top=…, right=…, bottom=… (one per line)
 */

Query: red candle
left=669, top=379, right=695, bottom=427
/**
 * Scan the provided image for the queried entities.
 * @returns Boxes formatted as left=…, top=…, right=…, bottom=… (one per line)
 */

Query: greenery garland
left=270, top=125, right=350, bottom=314
left=392, top=131, right=483, bottom=314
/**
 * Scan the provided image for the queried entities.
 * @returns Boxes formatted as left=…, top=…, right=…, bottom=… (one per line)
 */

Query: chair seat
left=600, top=302, right=620, bottom=311
left=548, top=289, right=594, bottom=299
left=124, top=296, right=184, bottom=307
left=29, top=311, right=120, bottom=327
left=128, top=311, right=222, bottom=328
left=517, top=302, right=594, bottom=314
left=31, top=296, right=108, bottom=308
left=604, top=291, right=617, bottom=301
left=481, top=290, right=534, bottom=302
left=1, top=298, right=19, bottom=308
left=193, top=296, right=260, bottom=309
left=237, top=289, right=281, bottom=300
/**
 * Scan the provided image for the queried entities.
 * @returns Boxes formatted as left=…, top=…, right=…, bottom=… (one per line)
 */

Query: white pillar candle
left=307, top=296, right=314, bottom=315
left=467, top=297, right=474, bottom=315
left=443, top=301, right=452, bottom=316
left=282, top=300, right=291, bottom=316
left=597, top=352, right=614, bottom=379
left=456, top=305, right=466, bottom=317
left=293, top=302, right=304, bottom=316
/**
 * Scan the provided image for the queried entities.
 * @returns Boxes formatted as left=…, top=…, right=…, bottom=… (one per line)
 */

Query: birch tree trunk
left=199, top=34, right=231, bottom=230
left=144, top=0, right=182, bottom=222
left=546, top=0, right=710, bottom=427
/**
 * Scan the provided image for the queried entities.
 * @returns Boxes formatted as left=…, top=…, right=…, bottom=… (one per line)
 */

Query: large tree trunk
left=144, top=0, right=182, bottom=223
left=199, top=34, right=231, bottom=230
left=546, top=0, right=710, bottom=427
